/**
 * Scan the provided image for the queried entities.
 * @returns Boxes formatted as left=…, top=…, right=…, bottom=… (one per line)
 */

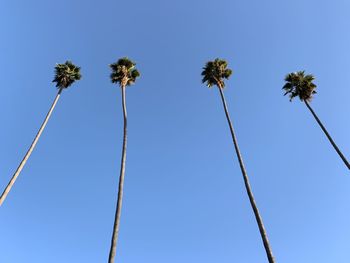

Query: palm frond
left=110, top=57, right=140, bottom=87
left=201, top=58, right=233, bottom=88
left=282, top=71, right=317, bottom=102
left=53, top=61, right=81, bottom=89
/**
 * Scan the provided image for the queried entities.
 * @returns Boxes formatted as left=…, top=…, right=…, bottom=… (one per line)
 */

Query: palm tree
left=108, top=57, right=140, bottom=263
left=283, top=71, right=350, bottom=170
left=0, top=61, right=81, bottom=207
left=201, top=58, right=275, bottom=263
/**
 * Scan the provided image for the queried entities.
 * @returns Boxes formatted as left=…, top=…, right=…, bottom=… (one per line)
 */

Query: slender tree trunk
left=108, top=84, right=128, bottom=263
left=304, top=100, right=350, bottom=170
left=217, top=86, right=275, bottom=263
left=0, top=88, right=63, bottom=207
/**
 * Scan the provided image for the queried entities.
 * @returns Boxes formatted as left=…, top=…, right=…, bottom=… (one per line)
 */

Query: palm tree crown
left=201, top=58, right=232, bottom=88
left=52, top=61, right=81, bottom=89
left=110, top=57, right=140, bottom=86
left=283, top=71, right=317, bottom=102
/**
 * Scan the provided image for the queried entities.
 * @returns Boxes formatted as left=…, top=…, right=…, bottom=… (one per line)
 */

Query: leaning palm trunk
left=217, top=86, right=275, bottom=263
left=304, top=100, right=350, bottom=170
left=0, top=88, right=63, bottom=206
left=108, top=84, right=128, bottom=263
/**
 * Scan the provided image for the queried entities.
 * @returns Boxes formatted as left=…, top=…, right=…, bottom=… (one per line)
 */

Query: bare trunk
left=304, top=100, right=350, bottom=170
left=217, top=87, right=275, bottom=263
left=108, top=84, right=128, bottom=263
left=0, top=88, right=63, bottom=207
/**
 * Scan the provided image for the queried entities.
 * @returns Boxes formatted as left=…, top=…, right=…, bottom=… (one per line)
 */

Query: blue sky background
left=1, top=0, right=350, bottom=262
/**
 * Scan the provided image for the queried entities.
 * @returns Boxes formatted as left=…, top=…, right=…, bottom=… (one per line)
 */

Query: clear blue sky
left=1, top=0, right=350, bottom=262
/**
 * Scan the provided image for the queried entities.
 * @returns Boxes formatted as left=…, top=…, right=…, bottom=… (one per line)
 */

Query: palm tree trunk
left=304, top=100, right=350, bottom=170
left=217, top=86, right=275, bottom=263
left=0, top=88, right=63, bottom=207
left=108, top=84, right=128, bottom=263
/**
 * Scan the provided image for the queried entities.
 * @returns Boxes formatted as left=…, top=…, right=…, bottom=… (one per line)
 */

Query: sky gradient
left=1, top=0, right=350, bottom=262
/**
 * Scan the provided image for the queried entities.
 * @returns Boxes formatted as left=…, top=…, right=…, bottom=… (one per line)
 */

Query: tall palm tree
left=283, top=71, right=350, bottom=170
left=0, top=61, right=81, bottom=207
left=201, top=58, right=275, bottom=263
left=108, top=57, right=140, bottom=263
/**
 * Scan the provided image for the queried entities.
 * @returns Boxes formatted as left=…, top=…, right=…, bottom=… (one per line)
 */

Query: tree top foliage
left=53, top=61, right=81, bottom=89
left=283, top=71, right=317, bottom=102
left=110, top=57, right=140, bottom=87
left=201, top=58, right=232, bottom=88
